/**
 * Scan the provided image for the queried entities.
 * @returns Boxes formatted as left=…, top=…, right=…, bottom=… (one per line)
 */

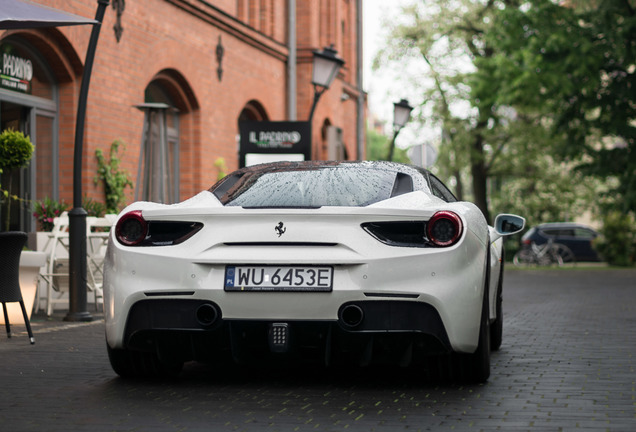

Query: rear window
left=213, top=166, right=405, bottom=208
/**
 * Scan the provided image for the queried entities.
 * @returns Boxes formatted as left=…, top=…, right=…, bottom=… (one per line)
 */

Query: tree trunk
left=471, top=132, right=491, bottom=224
left=453, top=169, right=464, bottom=201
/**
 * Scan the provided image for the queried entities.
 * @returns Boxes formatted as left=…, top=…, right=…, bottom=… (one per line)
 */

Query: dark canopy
left=0, top=0, right=96, bottom=29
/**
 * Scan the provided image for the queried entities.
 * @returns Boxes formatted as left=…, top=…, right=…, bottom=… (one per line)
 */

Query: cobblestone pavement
left=1, top=268, right=635, bottom=431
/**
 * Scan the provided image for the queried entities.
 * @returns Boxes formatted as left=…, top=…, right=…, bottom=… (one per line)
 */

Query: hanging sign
left=0, top=44, right=32, bottom=94
left=239, top=121, right=311, bottom=167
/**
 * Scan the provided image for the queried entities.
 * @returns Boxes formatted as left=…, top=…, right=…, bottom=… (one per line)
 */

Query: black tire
left=455, top=286, right=491, bottom=383
left=107, top=343, right=183, bottom=379
left=490, top=258, right=504, bottom=351
left=436, top=252, right=491, bottom=383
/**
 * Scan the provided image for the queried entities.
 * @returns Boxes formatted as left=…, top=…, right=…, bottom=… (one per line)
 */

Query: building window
left=135, top=82, right=180, bottom=204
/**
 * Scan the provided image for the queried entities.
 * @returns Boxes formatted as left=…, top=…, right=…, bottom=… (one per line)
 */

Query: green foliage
left=0, top=129, right=34, bottom=171
left=490, top=155, right=600, bottom=229
left=375, top=0, right=632, bottom=225
left=32, top=196, right=107, bottom=231
left=32, top=197, right=69, bottom=232
left=83, top=196, right=107, bottom=218
left=593, top=211, right=636, bottom=267
left=366, top=127, right=411, bottom=163
left=374, top=0, right=521, bottom=222
left=214, top=157, right=227, bottom=181
left=94, top=140, right=133, bottom=214
left=477, top=0, right=636, bottom=214
left=0, top=129, right=34, bottom=230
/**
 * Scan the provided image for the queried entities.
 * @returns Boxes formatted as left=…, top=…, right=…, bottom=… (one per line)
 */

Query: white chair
left=38, top=212, right=70, bottom=316
left=38, top=213, right=114, bottom=315
left=86, top=216, right=114, bottom=311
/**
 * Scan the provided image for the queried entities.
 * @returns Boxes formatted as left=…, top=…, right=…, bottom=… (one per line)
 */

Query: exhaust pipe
left=340, top=304, right=364, bottom=328
left=195, top=304, right=218, bottom=327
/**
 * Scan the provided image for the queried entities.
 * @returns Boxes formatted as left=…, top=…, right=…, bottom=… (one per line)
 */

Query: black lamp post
left=67, top=0, right=109, bottom=322
left=308, top=45, right=344, bottom=122
left=386, top=98, right=414, bottom=161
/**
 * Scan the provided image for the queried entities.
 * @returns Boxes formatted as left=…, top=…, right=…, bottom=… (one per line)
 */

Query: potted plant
left=0, top=129, right=34, bottom=231
left=0, top=129, right=45, bottom=321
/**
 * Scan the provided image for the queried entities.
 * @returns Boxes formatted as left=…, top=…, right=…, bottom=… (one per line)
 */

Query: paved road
left=1, top=268, right=635, bottom=431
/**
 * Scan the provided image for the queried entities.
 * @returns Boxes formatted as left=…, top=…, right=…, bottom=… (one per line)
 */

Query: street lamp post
left=387, top=98, right=414, bottom=161
left=67, top=0, right=109, bottom=322
left=308, top=45, right=344, bottom=122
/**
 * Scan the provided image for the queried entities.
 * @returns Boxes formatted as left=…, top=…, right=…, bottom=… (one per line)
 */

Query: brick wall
left=1, top=0, right=364, bottom=209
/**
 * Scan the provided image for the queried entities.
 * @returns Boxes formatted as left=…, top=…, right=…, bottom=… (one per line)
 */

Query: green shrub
left=83, top=196, right=107, bottom=218
left=0, top=129, right=34, bottom=230
left=94, top=139, right=133, bottom=213
left=594, top=211, right=636, bottom=267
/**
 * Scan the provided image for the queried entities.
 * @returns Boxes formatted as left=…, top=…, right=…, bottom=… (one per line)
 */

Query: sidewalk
left=3, top=305, right=104, bottom=340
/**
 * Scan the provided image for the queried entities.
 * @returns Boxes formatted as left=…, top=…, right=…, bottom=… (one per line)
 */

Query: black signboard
left=1, top=43, right=32, bottom=94
left=239, top=121, right=311, bottom=167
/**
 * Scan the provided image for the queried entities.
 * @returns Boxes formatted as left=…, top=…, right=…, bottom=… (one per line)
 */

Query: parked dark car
left=521, top=223, right=601, bottom=262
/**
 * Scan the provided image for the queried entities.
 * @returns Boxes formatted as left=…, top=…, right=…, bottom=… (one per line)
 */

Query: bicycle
left=513, top=239, right=576, bottom=267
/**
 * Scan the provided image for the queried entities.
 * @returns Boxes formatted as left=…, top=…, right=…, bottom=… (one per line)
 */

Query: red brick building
left=0, top=0, right=365, bottom=232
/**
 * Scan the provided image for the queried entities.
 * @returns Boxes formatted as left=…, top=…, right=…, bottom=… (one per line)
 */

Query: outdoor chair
left=38, top=212, right=113, bottom=314
left=38, top=212, right=70, bottom=316
left=0, top=231, right=35, bottom=344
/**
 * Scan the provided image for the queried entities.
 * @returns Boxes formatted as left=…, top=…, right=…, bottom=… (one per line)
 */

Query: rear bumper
left=118, top=299, right=453, bottom=366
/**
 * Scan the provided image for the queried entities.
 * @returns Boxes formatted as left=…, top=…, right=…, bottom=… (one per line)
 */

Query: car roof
left=209, top=160, right=435, bottom=199
left=217, top=160, right=432, bottom=178
left=536, top=222, right=595, bottom=230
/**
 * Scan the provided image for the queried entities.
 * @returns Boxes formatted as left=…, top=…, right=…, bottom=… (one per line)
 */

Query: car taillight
left=115, top=211, right=148, bottom=246
left=115, top=210, right=203, bottom=247
left=427, top=211, right=463, bottom=247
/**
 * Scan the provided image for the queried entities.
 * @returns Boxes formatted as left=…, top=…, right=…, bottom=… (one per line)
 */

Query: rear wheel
left=455, top=287, right=491, bottom=383
left=489, top=260, right=504, bottom=351
left=107, top=344, right=183, bottom=379
left=433, top=254, right=491, bottom=383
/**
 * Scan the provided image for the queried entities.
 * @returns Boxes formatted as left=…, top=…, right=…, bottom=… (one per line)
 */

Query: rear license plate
left=224, top=265, right=333, bottom=292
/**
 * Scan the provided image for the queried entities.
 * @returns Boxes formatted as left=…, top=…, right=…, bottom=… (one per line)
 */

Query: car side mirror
left=492, top=214, right=525, bottom=242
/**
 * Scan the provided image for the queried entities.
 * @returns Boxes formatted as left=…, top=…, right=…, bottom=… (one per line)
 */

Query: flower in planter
left=32, top=197, right=69, bottom=232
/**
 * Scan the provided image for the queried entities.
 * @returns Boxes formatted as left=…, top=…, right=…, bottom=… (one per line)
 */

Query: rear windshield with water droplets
left=211, top=164, right=424, bottom=208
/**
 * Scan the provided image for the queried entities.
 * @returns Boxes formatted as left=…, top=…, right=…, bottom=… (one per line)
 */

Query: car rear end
left=104, top=199, right=488, bottom=368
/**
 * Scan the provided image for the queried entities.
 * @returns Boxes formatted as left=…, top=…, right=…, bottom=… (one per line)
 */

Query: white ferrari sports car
left=104, top=161, right=524, bottom=382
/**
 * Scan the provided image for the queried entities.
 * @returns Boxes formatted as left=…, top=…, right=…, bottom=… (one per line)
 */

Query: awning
left=0, top=0, right=97, bottom=29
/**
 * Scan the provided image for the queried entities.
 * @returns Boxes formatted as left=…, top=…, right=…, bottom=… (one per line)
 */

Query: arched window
left=137, top=70, right=198, bottom=203
left=319, top=118, right=345, bottom=161
left=238, top=100, right=269, bottom=122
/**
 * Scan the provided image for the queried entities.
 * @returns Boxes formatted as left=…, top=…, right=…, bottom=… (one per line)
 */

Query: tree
left=366, top=127, right=411, bottom=164
left=375, top=0, right=531, bottom=223
left=476, top=0, right=636, bottom=213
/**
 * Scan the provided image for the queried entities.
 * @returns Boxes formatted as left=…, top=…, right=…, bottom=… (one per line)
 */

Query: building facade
left=0, top=0, right=365, bottom=232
